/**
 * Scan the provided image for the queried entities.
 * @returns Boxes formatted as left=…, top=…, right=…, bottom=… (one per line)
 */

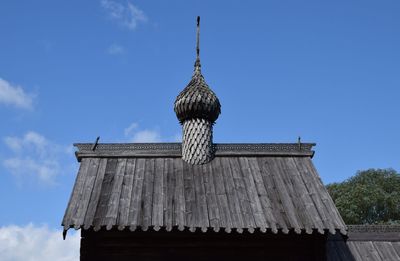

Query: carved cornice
left=348, top=225, right=400, bottom=233
left=74, top=142, right=316, bottom=161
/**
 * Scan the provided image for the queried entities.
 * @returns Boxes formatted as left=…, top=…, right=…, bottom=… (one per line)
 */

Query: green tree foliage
left=326, top=168, right=400, bottom=225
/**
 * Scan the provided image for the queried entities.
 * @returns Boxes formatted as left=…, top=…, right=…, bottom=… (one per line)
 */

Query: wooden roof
left=327, top=225, right=400, bottom=261
left=62, top=143, right=346, bottom=236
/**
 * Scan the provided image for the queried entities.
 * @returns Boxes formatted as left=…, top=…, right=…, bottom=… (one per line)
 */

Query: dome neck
left=194, top=57, right=201, bottom=75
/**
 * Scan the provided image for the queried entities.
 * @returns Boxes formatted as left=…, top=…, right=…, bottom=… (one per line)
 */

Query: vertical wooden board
left=211, top=157, right=231, bottom=228
left=194, top=163, right=209, bottom=229
left=256, top=157, right=289, bottom=230
left=152, top=158, right=164, bottom=228
left=183, top=160, right=196, bottom=228
left=374, top=242, right=400, bottom=260
left=327, top=241, right=342, bottom=261
left=347, top=242, right=364, bottom=261
left=128, top=158, right=145, bottom=227
left=164, top=158, right=175, bottom=230
left=393, top=242, right=400, bottom=257
left=117, top=158, right=136, bottom=227
left=264, top=157, right=301, bottom=231
left=237, top=157, right=267, bottom=229
left=303, top=157, right=345, bottom=231
left=73, top=158, right=101, bottom=228
left=105, top=159, right=127, bottom=228
left=279, top=157, right=317, bottom=232
left=173, top=159, right=185, bottom=228
left=293, top=157, right=330, bottom=231
left=364, top=241, right=384, bottom=260
left=275, top=157, right=306, bottom=231
left=335, top=240, right=356, bottom=261
left=84, top=158, right=108, bottom=227
left=202, top=162, right=220, bottom=229
left=93, top=159, right=118, bottom=228
left=142, top=158, right=155, bottom=229
left=62, top=158, right=91, bottom=227
left=229, top=157, right=256, bottom=229
left=352, top=242, right=372, bottom=261
left=247, top=158, right=277, bottom=230
left=219, top=157, right=244, bottom=229
left=286, top=157, right=324, bottom=232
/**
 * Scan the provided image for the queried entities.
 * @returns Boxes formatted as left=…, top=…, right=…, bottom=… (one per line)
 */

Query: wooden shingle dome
left=174, top=60, right=221, bottom=123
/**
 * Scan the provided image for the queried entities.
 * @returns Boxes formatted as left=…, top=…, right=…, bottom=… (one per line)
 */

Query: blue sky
left=0, top=1, right=399, bottom=260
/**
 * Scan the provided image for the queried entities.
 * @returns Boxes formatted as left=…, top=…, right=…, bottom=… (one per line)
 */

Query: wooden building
left=62, top=17, right=398, bottom=260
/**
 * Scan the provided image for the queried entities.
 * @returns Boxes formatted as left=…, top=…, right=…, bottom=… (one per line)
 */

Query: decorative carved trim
left=74, top=143, right=316, bottom=161
left=215, top=143, right=315, bottom=152
left=74, top=143, right=182, bottom=152
left=348, top=225, right=400, bottom=233
left=75, top=143, right=315, bottom=152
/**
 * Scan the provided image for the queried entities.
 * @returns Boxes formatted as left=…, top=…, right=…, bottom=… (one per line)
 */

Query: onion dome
left=174, top=60, right=221, bottom=123
left=174, top=16, right=221, bottom=124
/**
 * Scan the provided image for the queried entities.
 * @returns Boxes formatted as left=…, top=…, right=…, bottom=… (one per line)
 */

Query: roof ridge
left=73, top=143, right=316, bottom=161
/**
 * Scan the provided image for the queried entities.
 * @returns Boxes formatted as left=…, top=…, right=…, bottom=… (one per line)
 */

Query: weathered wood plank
left=194, top=163, right=209, bottom=230
left=211, top=157, right=232, bottom=229
left=73, top=158, right=100, bottom=228
left=275, top=157, right=306, bottom=233
left=238, top=157, right=267, bottom=230
left=303, top=157, right=345, bottom=233
left=93, top=159, right=118, bottom=229
left=293, top=157, right=331, bottom=233
left=183, top=160, right=196, bottom=229
left=164, top=158, right=175, bottom=230
left=219, top=157, right=244, bottom=230
left=83, top=158, right=108, bottom=228
left=247, top=157, right=277, bottom=232
left=374, top=242, right=400, bottom=261
left=230, top=157, right=256, bottom=229
left=128, top=158, right=145, bottom=229
left=105, top=159, right=127, bottom=229
left=264, top=157, right=301, bottom=232
left=392, top=242, right=400, bottom=257
left=152, top=158, right=164, bottom=229
left=202, top=162, right=220, bottom=230
left=347, top=242, right=364, bottom=261
left=142, top=158, right=155, bottom=229
left=117, top=158, right=136, bottom=228
left=63, top=158, right=91, bottom=228
left=173, top=159, right=185, bottom=229
left=393, top=242, right=400, bottom=257
left=256, top=157, right=289, bottom=232
left=287, top=157, right=324, bottom=233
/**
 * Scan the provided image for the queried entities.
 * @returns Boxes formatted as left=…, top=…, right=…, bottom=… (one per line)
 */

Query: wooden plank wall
left=81, top=229, right=327, bottom=261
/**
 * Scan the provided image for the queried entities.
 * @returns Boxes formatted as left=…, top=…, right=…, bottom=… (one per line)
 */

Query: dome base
left=182, top=118, right=214, bottom=164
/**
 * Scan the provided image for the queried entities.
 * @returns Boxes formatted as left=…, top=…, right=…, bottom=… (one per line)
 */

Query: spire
left=195, top=16, right=201, bottom=70
left=174, top=17, right=221, bottom=165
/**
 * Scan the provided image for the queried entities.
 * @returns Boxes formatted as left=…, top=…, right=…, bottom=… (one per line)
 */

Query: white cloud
left=0, top=224, right=79, bottom=261
left=124, top=122, right=139, bottom=137
left=173, top=133, right=182, bottom=142
left=124, top=123, right=161, bottom=142
left=132, top=130, right=161, bottom=142
left=0, top=77, right=34, bottom=110
left=101, top=0, right=147, bottom=30
left=107, top=43, right=125, bottom=55
left=2, top=131, right=71, bottom=185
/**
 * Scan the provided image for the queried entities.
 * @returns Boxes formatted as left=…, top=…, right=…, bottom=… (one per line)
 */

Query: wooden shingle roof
left=327, top=225, right=400, bottom=261
left=62, top=143, right=346, bottom=237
